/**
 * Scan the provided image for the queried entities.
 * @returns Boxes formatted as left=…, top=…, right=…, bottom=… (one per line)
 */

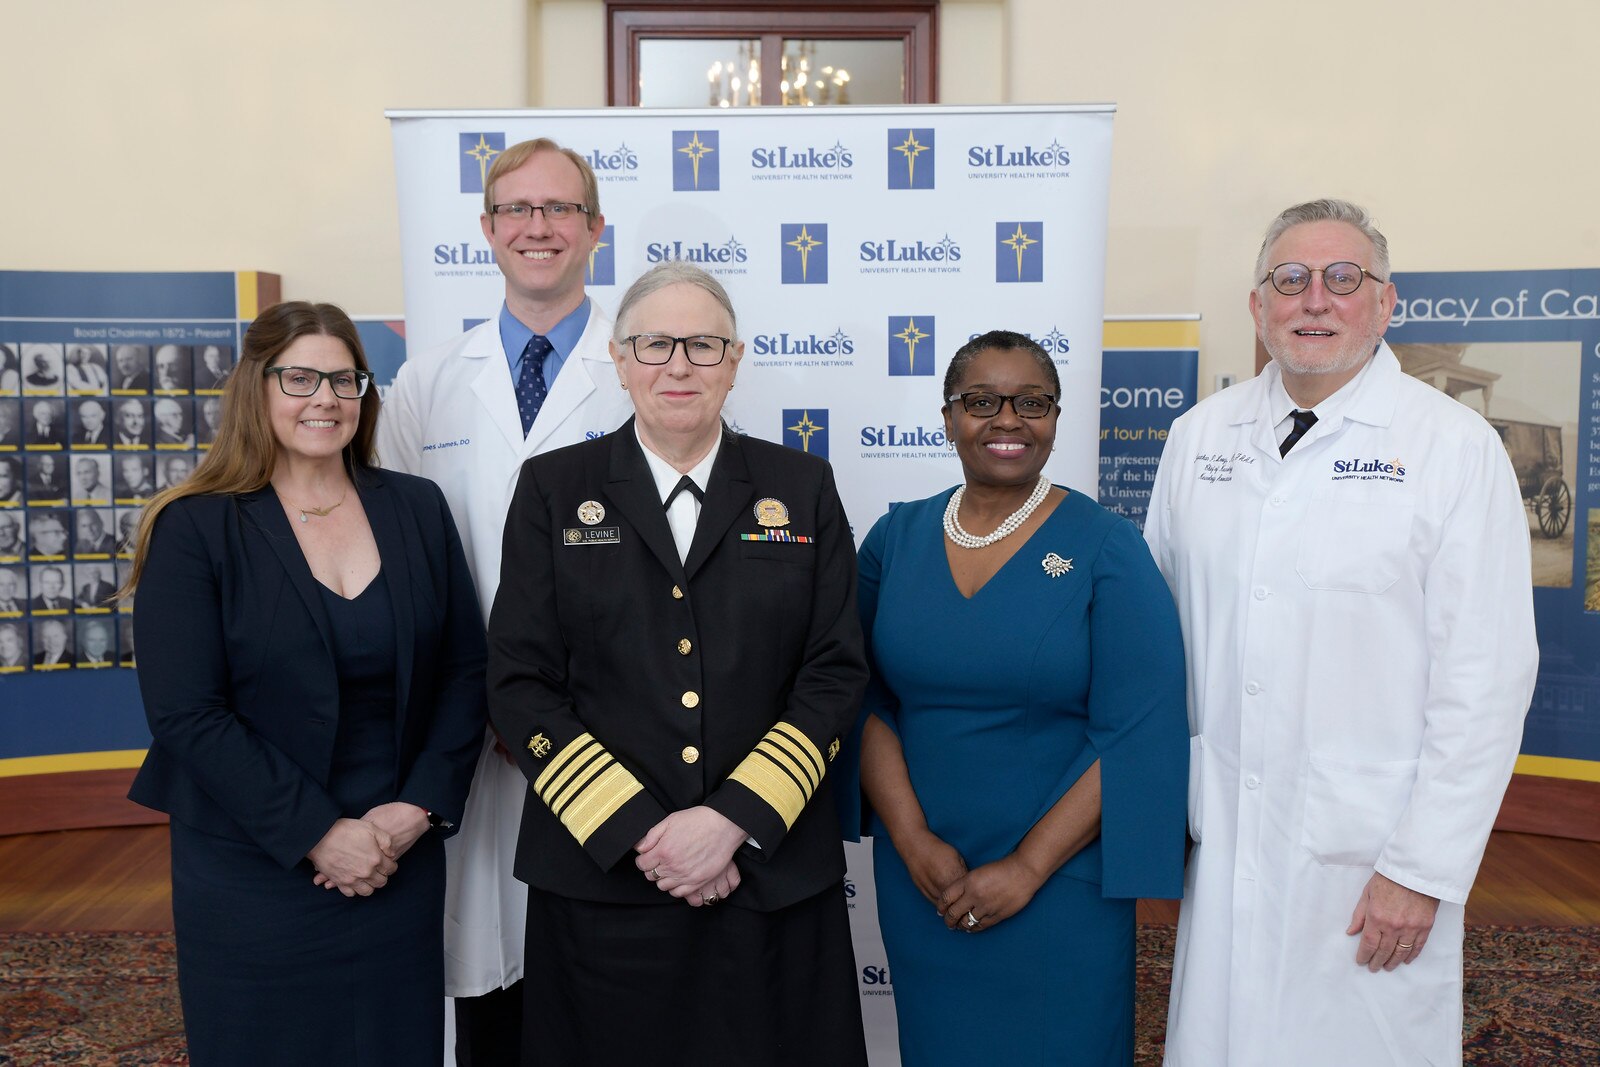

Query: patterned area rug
left=0, top=933, right=185, bottom=1064
left=1135, top=924, right=1600, bottom=1066
left=0, top=926, right=1594, bottom=1064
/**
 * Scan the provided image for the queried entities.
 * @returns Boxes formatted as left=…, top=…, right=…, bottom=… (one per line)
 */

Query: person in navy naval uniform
left=489, top=262, right=868, bottom=1065
left=125, top=301, right=486, bottom=1067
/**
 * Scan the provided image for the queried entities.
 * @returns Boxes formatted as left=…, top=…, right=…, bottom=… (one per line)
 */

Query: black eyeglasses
left=622, top=334, right=733, bottom=367
left=1261, top=262, right=1384, bottom=297
left=490, top=201, right=590, bottom=222
left=946, top=391, right=1057, bottom=419
left=263, top=366, right=372, bottom=399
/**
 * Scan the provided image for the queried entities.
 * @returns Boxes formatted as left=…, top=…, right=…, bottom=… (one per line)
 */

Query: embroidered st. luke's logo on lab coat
left=1331, top=456, right=1408, bottom=483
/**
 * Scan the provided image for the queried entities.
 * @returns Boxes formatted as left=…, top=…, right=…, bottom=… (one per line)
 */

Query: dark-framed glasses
left=263, top=366, right=372, bottom=399
left=1262, top=261, right=1384, bottom=297
left=490, top=201, right=590, bottom=222
left=623, top=334, right=732, bottom=367
left=946, top=391, right=1057, bottom=419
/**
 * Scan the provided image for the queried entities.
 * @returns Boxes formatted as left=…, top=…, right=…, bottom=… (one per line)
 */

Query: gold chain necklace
left=283, top=487, right=348, bottom=524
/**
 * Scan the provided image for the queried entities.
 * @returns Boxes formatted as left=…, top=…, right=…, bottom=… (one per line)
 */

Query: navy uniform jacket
left=488, top=421, right=866, bottom=912
left=128, top=469, right=487, bottom=870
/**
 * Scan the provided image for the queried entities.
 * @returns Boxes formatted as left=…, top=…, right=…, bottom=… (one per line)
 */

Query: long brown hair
left=120, top=301, right=379, bottom=594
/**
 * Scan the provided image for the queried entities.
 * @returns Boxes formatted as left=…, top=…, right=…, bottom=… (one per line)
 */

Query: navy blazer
left=129, top=468, right=487, bottom=870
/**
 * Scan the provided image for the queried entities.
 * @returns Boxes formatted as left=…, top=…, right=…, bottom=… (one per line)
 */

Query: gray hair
left=1254, top=198, right=1390, bottom=285
left=612, top=262, right=739, bottom=342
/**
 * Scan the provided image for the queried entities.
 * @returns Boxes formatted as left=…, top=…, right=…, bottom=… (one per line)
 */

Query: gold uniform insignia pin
left=577, top=500, right=605, bottom=526
left=753, top=498, right=790, bottom=528
left=827, top=738, right=841, bottom=763
left=528, top=733, right=553, bottom=758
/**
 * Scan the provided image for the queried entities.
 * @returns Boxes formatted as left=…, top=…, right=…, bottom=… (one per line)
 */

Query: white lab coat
left=377, top=308, right=634, bottom=997
left=1144, top=343, right=1537, bottom=1066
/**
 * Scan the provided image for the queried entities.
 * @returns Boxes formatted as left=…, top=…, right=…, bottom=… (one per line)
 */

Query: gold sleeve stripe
left=535, top=733, right=603, bottom=798
left=530, top=732, right=645, bottom=845
left=548, top=753, right=615, bottom=817
left=770, top=722, right=824, bottom=785
left=561, top=764, right=645, bottom=845
left=727, top=722, right=831, bottom=829
left=754, top=738, right=814, bottom=794
left=728, top=753, right=809, bottom=830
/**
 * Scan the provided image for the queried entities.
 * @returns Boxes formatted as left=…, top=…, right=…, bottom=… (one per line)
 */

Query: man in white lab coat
left=1145, top=199, right=1538, bottom=1065
left=377, top=138, right=633, bottom=1065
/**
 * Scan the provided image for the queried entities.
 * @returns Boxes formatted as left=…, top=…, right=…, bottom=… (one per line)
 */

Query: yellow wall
left=0, top=0, right=527, bottom=316
left=996, top=0, right=1600, bottom=383
left=3, top=0, right=1596, bottom=385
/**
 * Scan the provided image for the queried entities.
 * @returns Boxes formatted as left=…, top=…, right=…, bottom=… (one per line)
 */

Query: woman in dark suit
left=488, top=262, right=868, bottom=1065
left=125, top=301, right=486, bottom=1066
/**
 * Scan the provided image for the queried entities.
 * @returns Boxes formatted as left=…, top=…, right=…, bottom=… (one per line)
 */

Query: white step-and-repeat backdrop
left=389, top=105, right=1115, bottom=1063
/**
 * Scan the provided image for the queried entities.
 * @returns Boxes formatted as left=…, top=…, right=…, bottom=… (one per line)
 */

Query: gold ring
left=1396, top=941, right=1414, bottom=950
left=703, top=893, right=719, bottom=906
left=648, top=867, right=660, bottom=881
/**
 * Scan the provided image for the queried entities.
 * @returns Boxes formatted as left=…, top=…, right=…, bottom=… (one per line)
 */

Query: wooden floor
left=0, top=825, right=1597, bottom=932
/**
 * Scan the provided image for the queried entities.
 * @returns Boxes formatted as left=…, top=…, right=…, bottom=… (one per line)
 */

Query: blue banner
left=1, top=271, right=250, bottom=766
left=1097, top=346, right=1198, bottom=530
left=1387, top=269, right=1600, bottom=767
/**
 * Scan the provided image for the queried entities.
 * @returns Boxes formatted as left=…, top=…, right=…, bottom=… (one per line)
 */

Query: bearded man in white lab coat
left=1145, top=198, right=1538, bottom=1066
left=377, top=137, right=633, bottom=1065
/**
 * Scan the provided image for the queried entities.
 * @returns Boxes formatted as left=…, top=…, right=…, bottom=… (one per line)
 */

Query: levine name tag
left=563, top=526, right=621, bottom=546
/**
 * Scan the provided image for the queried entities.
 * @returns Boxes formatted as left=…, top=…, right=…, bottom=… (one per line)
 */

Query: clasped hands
left=898, top=828, right=1044, bottom=935
left=308, top=802, right=431, bottom=898
left=634, top=806, right=746, bottom=907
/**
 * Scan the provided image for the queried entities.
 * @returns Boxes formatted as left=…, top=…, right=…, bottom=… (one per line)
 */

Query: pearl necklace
left=943, top=473, right=1051, bottom=549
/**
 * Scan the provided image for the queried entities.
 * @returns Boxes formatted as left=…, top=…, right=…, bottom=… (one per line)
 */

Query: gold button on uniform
left=677, top=638, right=692, bottom=655
left=671, top=585, right=684, bottom=599
left=681, top=691, right=700, bottom=708
left=681, top=746, right=700, bottom=764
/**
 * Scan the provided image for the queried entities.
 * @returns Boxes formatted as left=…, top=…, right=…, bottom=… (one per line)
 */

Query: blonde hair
left=482, top=138, right=601, bottom=218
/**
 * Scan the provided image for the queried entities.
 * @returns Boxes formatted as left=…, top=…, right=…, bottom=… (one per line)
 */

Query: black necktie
left=1279, top=409, right=1318, bottom=457
left=664, top=475, right=704, bottom=509
left=516, top=334, right=553, bottom=435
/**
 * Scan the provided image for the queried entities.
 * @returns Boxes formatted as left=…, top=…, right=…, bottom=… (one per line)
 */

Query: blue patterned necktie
left=517, top=334, right=553, bottom=436
left=1279, top=408, right=1318, bottom=457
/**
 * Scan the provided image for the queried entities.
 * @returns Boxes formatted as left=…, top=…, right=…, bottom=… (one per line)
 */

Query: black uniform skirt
left=523, top=882, right=866, bottom=1066
left=169, top=820, right=446, bottom=1067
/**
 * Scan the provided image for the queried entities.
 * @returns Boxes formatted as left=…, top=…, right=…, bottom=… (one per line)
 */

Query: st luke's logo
left=588, top=225, right=616, bottom=286
left=460, top=133, right=505, bottom=194
left=673, top=130, right=720, bottom=191
left=783, top=409, right=828, bottom=458
left=781, top=224, right=828, bottom=284
left=996, top=222, right=1044, bottom=283
left=887, top=128, right=935, bottom=190
left=887, top=316, right=936, bottom=376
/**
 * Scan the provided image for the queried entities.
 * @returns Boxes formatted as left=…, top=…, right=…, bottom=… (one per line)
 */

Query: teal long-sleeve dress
left=858, top=488, right=1188, bottom=1065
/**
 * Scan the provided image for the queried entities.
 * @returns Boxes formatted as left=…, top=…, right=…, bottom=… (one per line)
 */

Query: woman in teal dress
left=858, top=330, right=1188, bottom=1064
